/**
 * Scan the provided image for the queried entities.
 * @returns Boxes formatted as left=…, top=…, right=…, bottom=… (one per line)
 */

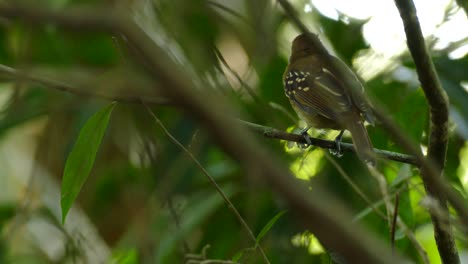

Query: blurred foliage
left=319, top=15, right=368, bottom=64
left=0, top=0, right=467, bottom=264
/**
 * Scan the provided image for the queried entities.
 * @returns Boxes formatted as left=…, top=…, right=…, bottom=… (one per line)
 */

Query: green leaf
left=61, top=102, right=116, bottom=224
left=0, top=204, right=15, bottom=229
left=318, top=14, right=368, bottom=65
left=109, top=249, right=138, bottom=264
left=231, top=249, right=245, bottom=262
left=256, top=210, right=287, bottom=244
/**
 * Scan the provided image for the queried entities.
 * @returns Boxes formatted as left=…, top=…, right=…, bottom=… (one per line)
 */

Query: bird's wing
left=284, top=68, right=352, bottom=120
left=329, top=57, right=375, bottom=124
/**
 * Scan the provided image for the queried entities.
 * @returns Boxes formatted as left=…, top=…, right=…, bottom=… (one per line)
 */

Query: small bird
left=283, top=33, right=375, bottom=165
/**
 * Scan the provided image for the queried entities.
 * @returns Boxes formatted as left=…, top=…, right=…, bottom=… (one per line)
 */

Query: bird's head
left=290, top=33, right=329, bottom=61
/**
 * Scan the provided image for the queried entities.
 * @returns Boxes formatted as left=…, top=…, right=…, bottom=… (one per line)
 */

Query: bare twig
left=276, top=0, right=309, bottom=34
left=167, top=198, right=191, bottom=254
left=323, top=152, right=387, bottom=220
left=241, top=120, right=419, bottom=165
left=365, top=167, right=410, bottom=263
left=213, top=46, right=258, bottom=101
left=390, top=192, right=400, bottom=253
left=367, top=166, right=393, bottom=226
left=397, top=219, right=430, bottom=264
left=142, top=103, right=270, bottom=264
left=395, top=0, right=460, bottom=262
left=185, top=244, right=240, bottom=264
left=207, top=1, right=250, bottom=25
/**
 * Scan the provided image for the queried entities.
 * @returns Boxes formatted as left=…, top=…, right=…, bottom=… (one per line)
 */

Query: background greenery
left=0, top=0, right=467, bottom=263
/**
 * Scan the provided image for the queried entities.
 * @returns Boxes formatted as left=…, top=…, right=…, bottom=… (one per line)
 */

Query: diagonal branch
left=394, top=0, right=459, bottom=263
left=143, top=103, right=270, bottom=264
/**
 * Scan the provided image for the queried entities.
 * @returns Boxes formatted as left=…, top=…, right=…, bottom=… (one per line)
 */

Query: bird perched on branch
left=283, top=33, right=375, bottom=165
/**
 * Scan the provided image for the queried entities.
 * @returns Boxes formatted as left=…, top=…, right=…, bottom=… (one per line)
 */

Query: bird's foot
left=297, top=127, right=311, bottom=148
left=329, top=130, right=344, bottom=157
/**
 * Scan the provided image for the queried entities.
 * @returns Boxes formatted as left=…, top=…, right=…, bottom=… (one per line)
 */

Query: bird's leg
left=297, top=126, right=312, bottom=148
left=329, top=130, right=344, bottom=157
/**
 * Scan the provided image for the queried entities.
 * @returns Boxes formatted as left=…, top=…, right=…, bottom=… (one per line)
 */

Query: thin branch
left=142, top=103, right=270, bottom=264
left=167, top=198, right=191, bottom=254
left=268, top=102, right=297, bottom=123
left=391, top=193, right=400, bottom=253
left=395, top=0, right=459, bottom=262
left=207, top=0, right=250, bottom=26
left=213, top=46, right=258, bottom=101
left=241, top=120, right=419, bottom=165
left=367, top=166, right=393, bottom=226
left=323, top=152, right=387, bottom=220
left=213, top=47, right=293, bottom=127
left=276, top=0, right=310, bottom=34
left=397, top=218, right=430, bottom=264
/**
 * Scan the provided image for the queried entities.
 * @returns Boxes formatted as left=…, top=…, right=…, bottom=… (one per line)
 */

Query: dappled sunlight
left=458, top=142, right=468, bottom=191
left=306, top=0, right=468, bottom=80
left=291, top=231, right=325, bottom=255
left=415, top=224, right=441, bottom=264
left=289, top=149, right=324, bottom=181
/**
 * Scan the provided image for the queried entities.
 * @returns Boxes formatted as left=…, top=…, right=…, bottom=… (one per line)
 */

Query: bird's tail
left=347, top=119, right=375, bottom=166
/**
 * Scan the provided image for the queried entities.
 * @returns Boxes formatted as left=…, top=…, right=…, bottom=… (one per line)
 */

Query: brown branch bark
left=394, top=0, right=459, bottom=263
left=240, top=120, right=419, bottom=165
left=0, top=4, right=406, bottom=263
